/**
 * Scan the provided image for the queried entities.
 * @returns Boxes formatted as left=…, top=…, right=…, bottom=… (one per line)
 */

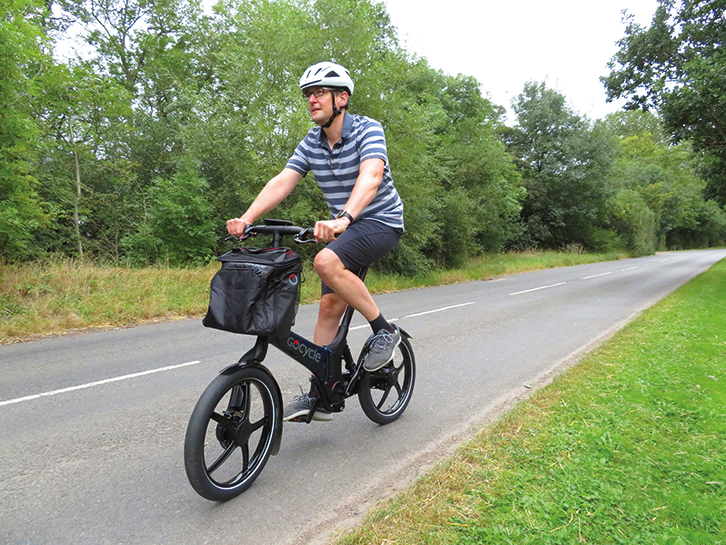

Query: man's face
left=305, top=87, right=347, bottom=126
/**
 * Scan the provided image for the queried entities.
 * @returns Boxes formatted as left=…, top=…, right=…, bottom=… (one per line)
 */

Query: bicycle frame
left=236, top=267, right=368, bottom=414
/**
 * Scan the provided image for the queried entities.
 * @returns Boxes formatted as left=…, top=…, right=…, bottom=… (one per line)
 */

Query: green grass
left=0, top=249, right=622, bottom=342
left=333, top=259, right=726, bottom=545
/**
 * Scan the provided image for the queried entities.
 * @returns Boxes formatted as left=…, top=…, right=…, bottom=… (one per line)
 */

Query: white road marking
left=582, top=272, right=613, bottom=280
left=402, top=302, right=475, bottom=318
left=0, top=360, right=201, bottom=408
left=509, top=282, right=567, bottom=296
left=350, top=302, right=476, bottom=331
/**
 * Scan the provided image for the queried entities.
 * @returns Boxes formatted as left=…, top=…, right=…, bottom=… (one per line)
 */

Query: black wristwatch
left=336, top=210, right=354, bottom=223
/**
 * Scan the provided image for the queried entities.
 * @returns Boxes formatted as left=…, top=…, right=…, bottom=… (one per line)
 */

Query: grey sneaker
left=282, top=393, right=333, bottom=422
left=363, top=326, right=401, bottom=372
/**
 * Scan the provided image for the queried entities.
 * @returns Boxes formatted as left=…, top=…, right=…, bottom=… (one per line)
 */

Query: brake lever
left=225, top=224, right=255, bottom=243
left=294, top=228, right=317, bottom=244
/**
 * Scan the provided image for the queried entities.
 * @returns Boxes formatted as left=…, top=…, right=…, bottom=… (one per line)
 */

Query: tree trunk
left=69, top=121, right=83, bottom=257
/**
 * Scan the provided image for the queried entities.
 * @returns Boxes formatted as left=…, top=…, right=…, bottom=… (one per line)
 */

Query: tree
left=505, top=82, right=617, bottom=250
left=423, top=72, right=523, bottom=265
left=47, top=0, right=207, bottom=259
left=604, top=110, right=726, bottom=252
left=603, top=0, right=726, bottom=204
left=0, top=0, right=51, bottom=260
left=31, top=62, right=134, bottom=258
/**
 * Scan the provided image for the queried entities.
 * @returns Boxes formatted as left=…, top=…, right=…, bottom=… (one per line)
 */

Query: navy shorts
left=320, top=219, right=402, bottom=296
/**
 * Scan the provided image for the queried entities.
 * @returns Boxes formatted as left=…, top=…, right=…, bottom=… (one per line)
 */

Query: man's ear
left=338, top=91, right=349, bottom=108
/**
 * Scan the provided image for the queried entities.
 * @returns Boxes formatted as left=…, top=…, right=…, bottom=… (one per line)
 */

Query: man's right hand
left=226, top=217, right=251, bottom=237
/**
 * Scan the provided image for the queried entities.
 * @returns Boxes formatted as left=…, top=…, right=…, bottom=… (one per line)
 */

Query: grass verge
left=0, top=250, right=622, bottom=342
left=333, top=259, right=726, bottom=544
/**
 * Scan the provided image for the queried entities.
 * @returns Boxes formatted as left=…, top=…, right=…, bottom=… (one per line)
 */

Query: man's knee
left=314, top=249, right=342, bottom=282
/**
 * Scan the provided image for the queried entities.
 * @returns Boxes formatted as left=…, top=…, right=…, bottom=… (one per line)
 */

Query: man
left=226, top=61, right=404, bottom=421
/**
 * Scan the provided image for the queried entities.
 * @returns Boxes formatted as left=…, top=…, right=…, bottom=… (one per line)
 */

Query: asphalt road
left=1, top=249, right=725, bottom=545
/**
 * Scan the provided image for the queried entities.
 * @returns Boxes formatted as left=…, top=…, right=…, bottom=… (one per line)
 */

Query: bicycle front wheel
left=184, top=366, right=280, bottom=501
left=358, top=334, right=415, bottom=424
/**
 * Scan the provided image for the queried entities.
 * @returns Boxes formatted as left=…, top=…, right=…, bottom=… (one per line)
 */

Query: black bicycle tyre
left=358, top=335, right=415, bottom=425
left=184, top=366, right=280, bottom=501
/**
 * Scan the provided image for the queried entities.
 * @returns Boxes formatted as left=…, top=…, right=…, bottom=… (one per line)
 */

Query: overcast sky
left=380, top=0, right=659, bottom=121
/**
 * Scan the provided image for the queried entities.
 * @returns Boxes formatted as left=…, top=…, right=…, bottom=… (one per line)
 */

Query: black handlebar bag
left=203, top=247, right=303, bottom=336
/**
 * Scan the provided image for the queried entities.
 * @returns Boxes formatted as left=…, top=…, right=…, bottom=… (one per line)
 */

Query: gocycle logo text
left=287, top=337, right=322, bottom=363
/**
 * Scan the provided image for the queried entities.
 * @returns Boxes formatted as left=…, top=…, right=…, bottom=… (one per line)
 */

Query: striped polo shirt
left=285, top=112, right=404, bottom=230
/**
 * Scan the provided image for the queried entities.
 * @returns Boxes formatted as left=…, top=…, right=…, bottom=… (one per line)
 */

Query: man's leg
left=313, top=220, right=401, bottom=334
left=283, top=254, right=355, bottom=422
left=315, top=248, right=400, bottom=371
left=313, top=291, right=348, bottom=346
left=314, top=248, right=380, bottom=323
left=284, top=221, right=401, bottom=421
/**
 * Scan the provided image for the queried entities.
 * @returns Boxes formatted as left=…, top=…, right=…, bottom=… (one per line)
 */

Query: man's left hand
left=314, top=217, right=350, bottom=242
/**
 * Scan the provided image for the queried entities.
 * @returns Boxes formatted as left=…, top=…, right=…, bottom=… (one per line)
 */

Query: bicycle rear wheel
left=358, top=334, right=415, bottom=424
left=184, top=366, right=280, bottom=501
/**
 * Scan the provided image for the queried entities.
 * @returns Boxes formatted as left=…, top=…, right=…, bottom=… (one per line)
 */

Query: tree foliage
left=29, top=0, right=527, bottom=270
left=603, top=0, right=726, bottom=204
left=120, top=165, right=217, bottom=264
left=0, top=0, right=51, bottom=260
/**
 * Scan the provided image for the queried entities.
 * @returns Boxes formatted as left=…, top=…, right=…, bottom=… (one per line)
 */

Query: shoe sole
left=283, top=409, right=333, bottom=422
left=282, top=410, right=308, bottom=422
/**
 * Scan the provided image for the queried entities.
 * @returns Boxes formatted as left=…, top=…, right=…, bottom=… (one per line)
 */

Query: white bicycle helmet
left=299, top=62, right=354, bottom=96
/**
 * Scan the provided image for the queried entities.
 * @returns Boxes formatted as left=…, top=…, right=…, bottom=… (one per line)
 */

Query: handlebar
left=228, top=219, right=317, bottom=247
left=246, top=224, right=316, bottom=244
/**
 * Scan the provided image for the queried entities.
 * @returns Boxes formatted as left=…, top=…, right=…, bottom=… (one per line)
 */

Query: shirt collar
left=341, top=111, right=353, bottom=138
left=316, top=111, right=353, bottom=146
